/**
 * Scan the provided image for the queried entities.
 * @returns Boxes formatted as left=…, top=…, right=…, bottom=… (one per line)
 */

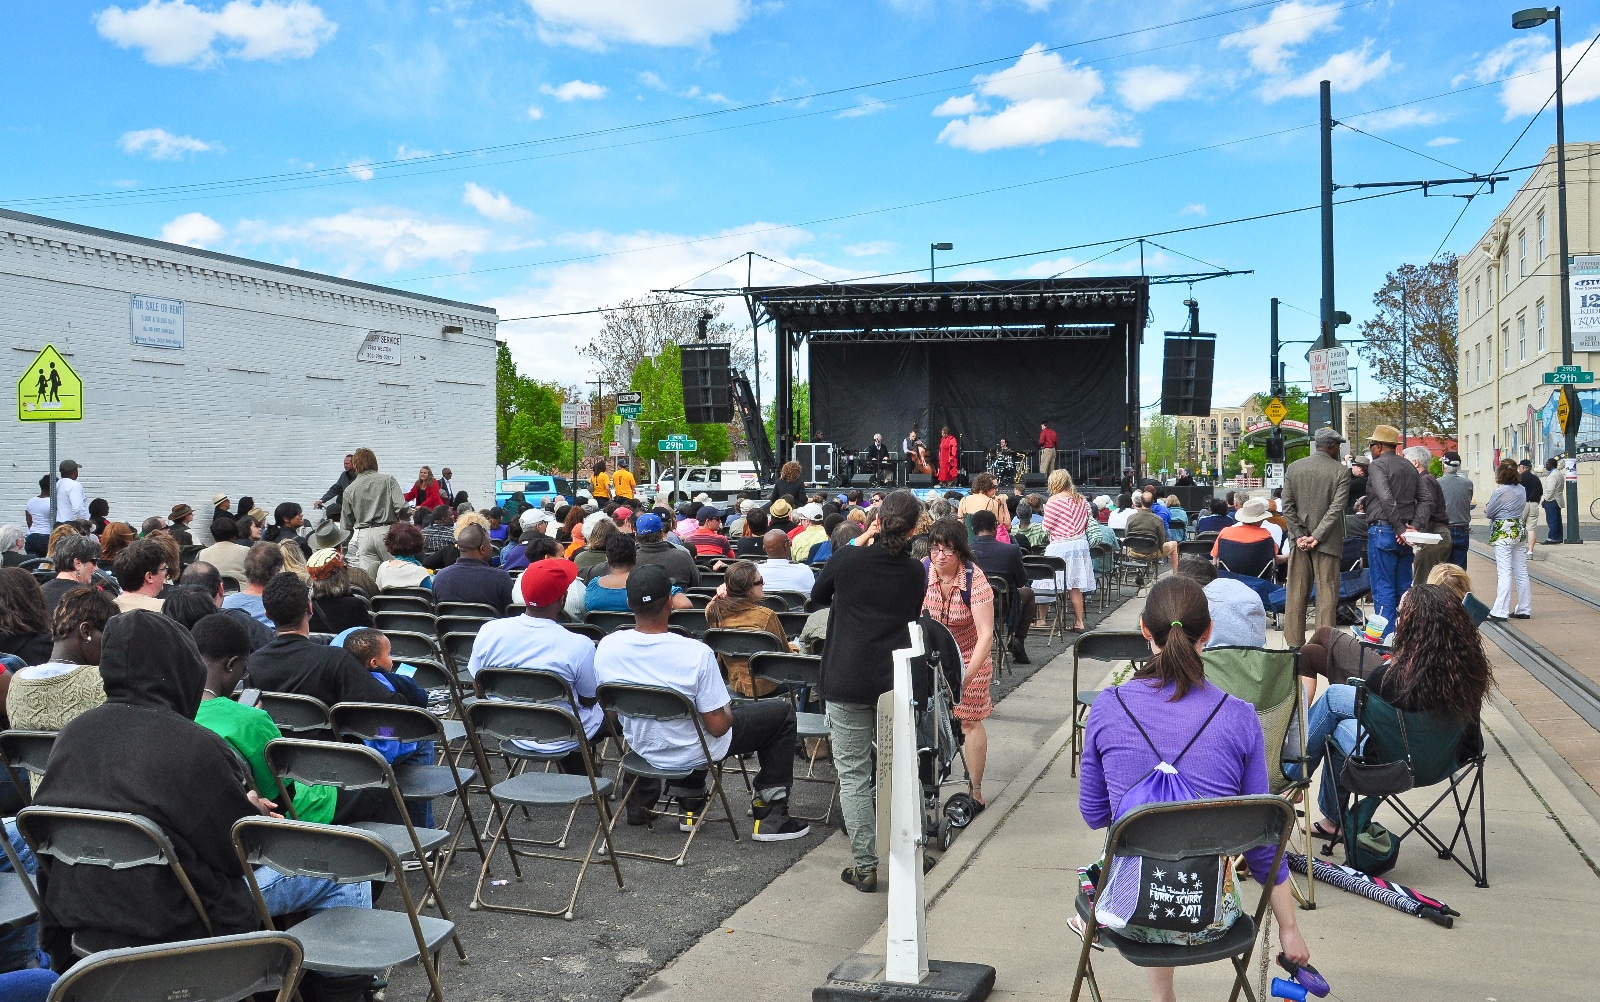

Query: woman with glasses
left=707, top=560, right=793, bottom=696
left=922, top=517, right=996, bottom=810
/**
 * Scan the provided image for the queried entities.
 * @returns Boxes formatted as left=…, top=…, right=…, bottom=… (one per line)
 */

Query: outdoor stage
left=747, top=278, right=1149, bottom=487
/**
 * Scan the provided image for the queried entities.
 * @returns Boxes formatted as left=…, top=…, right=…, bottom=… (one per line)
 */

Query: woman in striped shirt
left=1039, top=469, right=1097, bottom=632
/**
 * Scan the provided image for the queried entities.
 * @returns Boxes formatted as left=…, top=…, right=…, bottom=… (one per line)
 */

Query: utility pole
left=1319, top=79, right=1344, bottom=436
left=1554, top=11, right=1582, bottom=543
left=589, top=376, right=605, bottom=480
left=1400, top=279, right=1409, bottom=447
left=746, top=252, right=762, bottom=419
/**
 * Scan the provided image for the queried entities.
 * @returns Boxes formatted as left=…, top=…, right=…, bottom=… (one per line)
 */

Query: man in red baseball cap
left=466, top=559, right=607, bottom=773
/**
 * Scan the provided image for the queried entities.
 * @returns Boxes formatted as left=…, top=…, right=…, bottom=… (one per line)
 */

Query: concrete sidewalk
left=635, top=578, right=1600, bottom=1002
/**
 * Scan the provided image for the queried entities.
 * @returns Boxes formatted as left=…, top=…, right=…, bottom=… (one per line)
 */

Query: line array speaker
left=1160, top=334, right=1215, bottom=417
left=680, top=344, right=734, bottom=424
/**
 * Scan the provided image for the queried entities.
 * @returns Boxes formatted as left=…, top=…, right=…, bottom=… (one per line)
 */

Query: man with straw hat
left=1363, top=424, right=1432, bottom=639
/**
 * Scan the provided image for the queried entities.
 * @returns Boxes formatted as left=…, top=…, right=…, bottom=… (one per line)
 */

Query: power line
left=1336, top=120, right=1471, bottom=175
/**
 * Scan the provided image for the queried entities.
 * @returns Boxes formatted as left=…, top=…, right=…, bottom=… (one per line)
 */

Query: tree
left=1356, top=255, right=1459, bottom=439
left=494, top=341, right=565, bottom=477
left=579, top=294, right=753, bottom=393
left=1140, top=414, right=1181, bottom=478
left=629, top=341, right=731, bottom=468
left=764, top=382, right=810, bottom=456
left=1225, top=388, right=1309, bottom=477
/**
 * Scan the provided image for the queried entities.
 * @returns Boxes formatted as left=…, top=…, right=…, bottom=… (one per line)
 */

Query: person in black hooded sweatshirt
left=30, top=610, right=364, bottom=968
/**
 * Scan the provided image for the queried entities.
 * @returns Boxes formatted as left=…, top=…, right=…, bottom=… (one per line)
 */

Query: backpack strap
left=1112, top=684, right=1231, bottom=767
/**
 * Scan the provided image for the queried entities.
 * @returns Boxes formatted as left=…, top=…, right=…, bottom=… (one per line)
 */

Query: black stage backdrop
left=809, top=337, right=1128, bottom=458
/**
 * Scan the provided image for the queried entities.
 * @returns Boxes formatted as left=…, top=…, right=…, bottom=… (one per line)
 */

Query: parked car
left=653, top=462, right=760, bottom=504
left=495, top=475, right=573, bottom=510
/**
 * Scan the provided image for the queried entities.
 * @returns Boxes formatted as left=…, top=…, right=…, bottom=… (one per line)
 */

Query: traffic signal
left=1264, top=435, right=1286, bottom=462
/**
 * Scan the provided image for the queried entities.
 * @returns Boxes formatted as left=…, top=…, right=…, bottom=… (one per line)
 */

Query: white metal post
left=885, top=622, right=929, bottom=984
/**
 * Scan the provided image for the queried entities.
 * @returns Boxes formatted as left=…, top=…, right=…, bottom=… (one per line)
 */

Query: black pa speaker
left=1160, top=334, right=1215, bottom=417
left=681, top=344, right=734, bottom=424
left=907, top=474, right=934, bottom=489
left=850, top=474, right=875, bottom=487
left=1020, top=473, right=1048, bottom=493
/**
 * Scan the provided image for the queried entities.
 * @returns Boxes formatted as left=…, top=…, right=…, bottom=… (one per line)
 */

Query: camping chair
left=748, top=653, right=837, bottom=824
left=233, top=817, right=456, bottom=1002
left=255, top=693, right=334, bottom=740
left=372, top=594, right=434, bottom=616
left=1202, top=647, right=1316, bottom=907
left=1022, top=555, right=1068, bottom=641
left=46, top=931, right=303, bottom=1002
left=464, top=701, right=624, bottom=919
left=16, top=807, right=212, bottom=957
left=1332, top=680, right=1489, bottom=887
left=1069, top=797, right=1297, bottom=1002
left=1070, top=632, right=1151, bottom=777
left=669, top=608, right=710, bottom=637
left=583, top=611, right=635, bottom=635
left=262, top=739, right=468, bottom=961
left=376, top=610, right=438, bottom=636
left=0, top=730, right=56, bottom=807
left=327, top=703, right=487, bottom=883
left=596, top=682, right=741, bottom=866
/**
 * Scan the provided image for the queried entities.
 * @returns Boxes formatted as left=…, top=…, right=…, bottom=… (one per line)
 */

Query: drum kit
left=987, top=447, right=1029, bottom=487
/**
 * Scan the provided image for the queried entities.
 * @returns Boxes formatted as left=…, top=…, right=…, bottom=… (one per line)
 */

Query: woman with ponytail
left=1077, top=576, right=1310, bottom=998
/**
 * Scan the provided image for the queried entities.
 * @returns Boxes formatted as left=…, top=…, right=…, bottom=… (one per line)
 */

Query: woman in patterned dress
left=923, top=517, right=996, bottom=809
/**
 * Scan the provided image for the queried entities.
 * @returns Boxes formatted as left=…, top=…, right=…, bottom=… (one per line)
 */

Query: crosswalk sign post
left=16, top=344, right=84, bottom=528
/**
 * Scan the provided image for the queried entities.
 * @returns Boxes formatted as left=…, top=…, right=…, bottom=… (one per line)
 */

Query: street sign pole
left=48, top=422, right=56, bottom=527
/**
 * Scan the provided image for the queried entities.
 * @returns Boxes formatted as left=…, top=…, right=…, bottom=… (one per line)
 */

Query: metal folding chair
left=1069, top=797, right=1297, bottom=1002
left=701, top=628, right=789, bottom=698
left=372, top=595, right=435, bottom=616
left=465, top=701, right=623, bottom=919
left=668, top=609, right=710, bottom=637
left=583, top=611, right=635, bottom=635
left=0, top=730, right=56, bottom=807
left=1022, top=555, right=1068, bottom=640
left=376, top=610, right=439, bottom=636
left=45, top=931, right=303, bottom=1002
left=563, top=622, right=607, bottom=644
left=748, top=652, right=836, bottom=824
left=234, top=817, right=456, bottom=1002
left=0, top=822, right=39, bottom=935
left=435, top=602, right=500, bottom=620
left=596, top=682, right=741, bottom=866
left=1117, top=532, right=1163, bottom=590
left=766, top=590, right=810, bottom=611
left=381, top=586, right=436, bottom=605
left=985, top=573, right=1015, bottom=676
left=1069, top=631, right=1152, bottom=777
left=776, top=610, right=812, bottom=640
left=255, top=693, right=334, bottom=740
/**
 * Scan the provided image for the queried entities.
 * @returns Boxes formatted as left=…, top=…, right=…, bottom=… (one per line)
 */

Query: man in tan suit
left=1282, top=427, right=1351, bottom=647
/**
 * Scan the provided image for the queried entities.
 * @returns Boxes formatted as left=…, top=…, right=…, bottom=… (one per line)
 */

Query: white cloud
left=1220, top=1, right=1340, bottom=75
left=1180, top=203, right=1207, bottom=216
left=936, top=44, right=1132, bottom=152
left=525, top=105, right=545, bottom=120
left=240, top=207, right=494, bottom=272
left=345, top=160, right=374, bottom=181
left=836, top=96, right=889, bottom=119
left=1017, top=0, right=1053, bottom=9
left=932, top=94, right=983, bottom=117
left=462, top=182, right=532, bottom=223
left=118, top=127, right=217, bottom=159
left=396, top=144, right=433, bottom=160
left=1348, top=107, right=1439, bottom=131
left=1426, top=136, right=1461, bottom=147
left=1115, top=65, right=1200, bottom=111
left=94, top=0, right=336, bottom=69
left=843, top=241, right=895, bottom=257
left=161, top=212, right=225, bottom=247
left=489, top=223, right=851, bottom=383
left=527, top=0, right=747, bottom=50
left=638, top=70, right=668, bottom=90
left=540, top=79, right=607, bottom=102
left=1475, top=32, right=1600, bottom=119
left=1274, top=40, right=1392, bottom=99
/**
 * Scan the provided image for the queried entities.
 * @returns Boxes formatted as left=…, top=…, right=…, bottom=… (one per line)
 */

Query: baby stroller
left=914, top=616, right=979, bottom=851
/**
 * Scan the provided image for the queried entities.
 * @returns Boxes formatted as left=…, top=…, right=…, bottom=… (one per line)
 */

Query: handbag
left=1337, top=683, right=1414, bottom=797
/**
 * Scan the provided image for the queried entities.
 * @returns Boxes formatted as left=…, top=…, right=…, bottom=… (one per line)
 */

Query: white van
left=653, top=462, right=761, bottom=503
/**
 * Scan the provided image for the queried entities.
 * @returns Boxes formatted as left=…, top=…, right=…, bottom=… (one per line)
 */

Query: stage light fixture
left=808, top=303, right=818, bottom=314
left=913, top=299, right=924, bottom=312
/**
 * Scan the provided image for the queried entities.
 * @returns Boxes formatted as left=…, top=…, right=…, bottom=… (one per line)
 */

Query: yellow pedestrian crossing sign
left=1263, top=397, right=1288, bottom=427
left=17, top=345, right=83, bottom=422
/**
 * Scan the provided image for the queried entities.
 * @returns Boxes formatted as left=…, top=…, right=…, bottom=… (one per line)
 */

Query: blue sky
left=5, top=0, right=1600, bottom=411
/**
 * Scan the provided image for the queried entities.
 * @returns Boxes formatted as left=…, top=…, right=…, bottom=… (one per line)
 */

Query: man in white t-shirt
left=594, top=564, right=810, bottom=842
left=468, top=559, right=610, bottom=767
left=1107, top=500, right=1133, bottom=532
left=54, top=459, right=88, bottom=525
left=759, top=530, right=816, bottom=598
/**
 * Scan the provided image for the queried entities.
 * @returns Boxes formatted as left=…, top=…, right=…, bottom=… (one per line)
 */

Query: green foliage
left=495, top=342, right=565, bottom=477
left=629, top=342, right=731, bottom=467
left=1140, top=414, right=1186, bottom=477
left=1225, top=388, right=1309, bottom=477
left=764, top=382, right=810, bottom=455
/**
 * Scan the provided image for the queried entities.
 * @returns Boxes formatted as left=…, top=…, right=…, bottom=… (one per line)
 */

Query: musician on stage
left=938, top=426, right=960, bottom=486
left=902, top=426, right=921, bottom=457
left=865, top=434, right=890, bottom=482
left=905, top=427, right=933, bottom=478
left=1038, top=421, right=1058, bottom=475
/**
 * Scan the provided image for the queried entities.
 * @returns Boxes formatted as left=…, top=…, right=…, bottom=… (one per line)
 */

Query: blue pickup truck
left=495, top=475, right=574, bottom=510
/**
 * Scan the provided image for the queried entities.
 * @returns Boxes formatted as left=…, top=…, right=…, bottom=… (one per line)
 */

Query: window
left=1539, top=210, right=1547, bottom=259
left=1518, top=313, right=1527, bottom=362
left=1486, top=339, right=1493, bottom=378
left=1538, top=300, right=1547, bottom=352
left=1519, top=232, right=1527, bottom=276
left=1474, top=345, right=1481, bottom=385
left=1503, top=254, right=1510, bottom=294
left=1502, top=323, right=1510, bottom=369
left=1475, top=276, right=1481, bottom=318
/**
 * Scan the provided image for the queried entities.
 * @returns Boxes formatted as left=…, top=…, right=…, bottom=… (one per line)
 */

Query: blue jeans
left=1367, top=524, right=1411, bottom=637
left=0, top=822, right=40, bottom=974
left=254, top=868, right=370, bottom=915
left=1288, top=684, right=1362, bottom=824
left=1448, top=527, right=1470, bottom=569
left=1544, top=499, right=1563, bottom=542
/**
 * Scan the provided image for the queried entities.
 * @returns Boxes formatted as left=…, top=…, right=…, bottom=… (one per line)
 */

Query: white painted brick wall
left=0, top=210, right=498, bottom=541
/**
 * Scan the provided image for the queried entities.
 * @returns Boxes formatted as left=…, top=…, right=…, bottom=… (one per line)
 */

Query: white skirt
left=1034, top=536, right=1096, bottom=596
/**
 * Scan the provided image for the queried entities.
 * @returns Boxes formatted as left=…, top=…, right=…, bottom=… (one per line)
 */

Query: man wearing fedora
left=1282, top=427, right=1350, bottom=647
left=167, top=504, right=196, bottom=547
left=1364, top=424, right=1431, bottom=638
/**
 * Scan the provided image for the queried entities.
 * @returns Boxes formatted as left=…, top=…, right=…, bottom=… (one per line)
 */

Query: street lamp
left=1514, top=6, right=1581, bottom=543
left=930, top=242, right=953, bottom=282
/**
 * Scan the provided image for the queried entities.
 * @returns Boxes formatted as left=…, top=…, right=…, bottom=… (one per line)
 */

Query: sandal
left=1309, top=820, right=1342, bottom=842
left=1067, top=915, right=1104, bottom=951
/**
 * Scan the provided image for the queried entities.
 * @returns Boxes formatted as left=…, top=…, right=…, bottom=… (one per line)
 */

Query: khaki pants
left=1284, top=546, right=1340, bottom=648
left=1039, top=447, right=1057, bottom=475
left=349, top=525, right=392, bottom=578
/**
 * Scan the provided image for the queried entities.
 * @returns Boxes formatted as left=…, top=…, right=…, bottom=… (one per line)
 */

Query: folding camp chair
left=583, top=611, right=635, bottom=635
left=1069, top=797, right=1297, bottom=1002
left=465, top=701, right=623, bottom=919
left=255, top=693, right=334, bottom=740
left=372, top=594, right=435, bottom=616
left=748, top=653, right=836, bottom=824
left=328, top=703, right=487, bottom=882
left=234, top=817, right=456, bottom=1002
left=45, top=931, right=303, bottom=1002
left=669, top=609, right=710, bottom=637
left=16, top=807, right=212, bottom=957
left=1070, top=632, right=1151, bottom=777
left=376, top=610, right=439, bottom=636
left=0, top=730, right=56, bottom=807
left=596, top=682, right=741, bottom=866
left=1203, top=647, right=1315, bottom=907
left=1022, top=555, right=1068, bottom=641
left=1332, top=680, right=1489, bottom=887
left=262, top=739, right=468, bottom=960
